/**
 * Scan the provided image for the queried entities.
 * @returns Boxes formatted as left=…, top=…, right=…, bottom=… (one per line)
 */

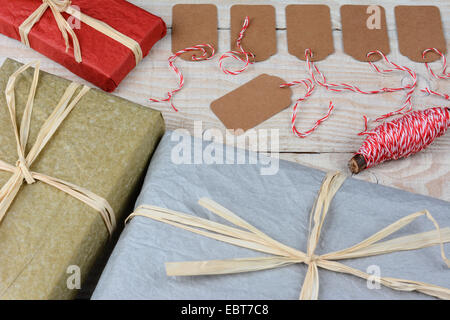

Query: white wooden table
left=1, top=0, right=448, bottom=201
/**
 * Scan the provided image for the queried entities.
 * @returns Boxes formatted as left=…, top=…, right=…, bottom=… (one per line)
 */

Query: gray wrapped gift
left=92, top=132, right=450, bottom=300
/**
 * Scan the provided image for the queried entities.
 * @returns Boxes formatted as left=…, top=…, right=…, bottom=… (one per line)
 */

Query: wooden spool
left=348, top=154, right=367, bottom=174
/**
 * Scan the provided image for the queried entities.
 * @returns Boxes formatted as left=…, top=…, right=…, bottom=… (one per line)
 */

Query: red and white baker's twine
left=280, top=79, right=334, bottom=138
left=280, top=48, right=415, bottom=138
left=356, top=107, right=450, bottom=169
left=150, top=44, right=215, bottom=112
left=421, top=48, right=449, bottom=100
left=219, top=16, right=255, bottom=75
left=304, top=49, right=418, bottom=122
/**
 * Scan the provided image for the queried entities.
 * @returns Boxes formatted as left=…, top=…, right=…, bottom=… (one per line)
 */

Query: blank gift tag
left=395, top=6, right=446, bottom=62
left=172, top=4, right=218, bottom=61
left=230, top=5, right=277, bottom=62
left=211, top=74, right=292, bottom=132
left=286, top=5, right=334, bottom=62
left=341, top=5, right=390, bottom=62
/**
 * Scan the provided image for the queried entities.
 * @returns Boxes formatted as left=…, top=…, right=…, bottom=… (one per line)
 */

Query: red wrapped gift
left=0, top=0, right=166, bottom=92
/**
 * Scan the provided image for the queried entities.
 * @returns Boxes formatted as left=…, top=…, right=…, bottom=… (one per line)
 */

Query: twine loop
left=281, top=78, right=334, bottom=138
left=219, top=16, right=255, bottom=75
left=300, top=48, right=419, bottom=136
left=421, top=48, right=449, bottom=101
left=150, top=44, right=215, bottom=112
left=423, top=48, right=449, bottom=80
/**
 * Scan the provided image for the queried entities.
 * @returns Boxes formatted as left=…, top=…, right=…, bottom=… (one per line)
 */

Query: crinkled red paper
left=0, top=0, right=166, bottom=92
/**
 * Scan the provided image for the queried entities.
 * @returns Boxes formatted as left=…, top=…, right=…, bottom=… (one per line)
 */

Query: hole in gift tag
left=395, top=6, right=447, bottom=63
left=172, top=4, right=218, bottom=61
left=210, top=74, right=292, bottom=132
left=284, top=4, right=416, bottom=130
left=340, top=5, right=390, bottom=62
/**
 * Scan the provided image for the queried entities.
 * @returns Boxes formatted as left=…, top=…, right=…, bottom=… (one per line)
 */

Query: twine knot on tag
left=219, top=16, right=255, bottom=75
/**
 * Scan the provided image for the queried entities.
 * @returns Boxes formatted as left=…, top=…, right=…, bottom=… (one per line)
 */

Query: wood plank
left=129, top=0, right=450, bottom=33
left=0, top=1, right=447, bottom=153
left=280, top=151, right=450, bottom=202
left=0, top=0, right=447, bottom=201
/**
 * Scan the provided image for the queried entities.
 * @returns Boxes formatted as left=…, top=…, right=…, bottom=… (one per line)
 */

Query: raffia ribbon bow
left=0, top=61, right=115, bottom=234
left=19, top=0, right=143, bottom=64
left=127, top=172, right=450, bottom=299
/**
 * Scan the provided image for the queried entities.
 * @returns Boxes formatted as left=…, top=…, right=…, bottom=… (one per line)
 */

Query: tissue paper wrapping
left=93, top=132, right=450, bottom=300
left=0, top=0, right=167, bottom=92
left=0, top=58, right=165, bottom=299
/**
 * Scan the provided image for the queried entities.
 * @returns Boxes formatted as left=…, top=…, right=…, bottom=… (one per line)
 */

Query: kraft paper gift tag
left=286, top=5, right=334, bottom=61
left=172, top=4, right=218, bottom=61
left=395, top=6, right=446, bottom=63
left=230, top=5, right=277, bottom=62
left=341, top=5, right=390, bottom=62
left=210, top=74, right=292, bottom=132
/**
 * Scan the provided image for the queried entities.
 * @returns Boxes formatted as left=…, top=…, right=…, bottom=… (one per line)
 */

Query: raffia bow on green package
left=0, top=58, right=164, bottom=299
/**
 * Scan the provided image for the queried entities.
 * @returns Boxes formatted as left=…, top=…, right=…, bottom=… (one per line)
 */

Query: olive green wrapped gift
left=0, top=58, right=165, bottom=299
